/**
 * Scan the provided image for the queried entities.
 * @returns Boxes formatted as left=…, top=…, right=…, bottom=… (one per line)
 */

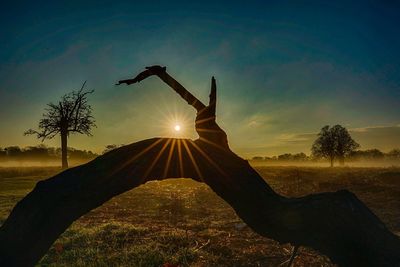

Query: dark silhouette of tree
left=4, top=146, right=23, bottom=157
left=311, top=126, right=336, bottom=166
left=293, top=152, right=307, bottom=161
left=23, top=145, right=49, bottom=159
left=331, top=125, right=360, bottom=165
left=24, top=82, right=96, bottom=169
left=387, top=148, right=400, bottom=159
left=1, top=66, right=399, bottom=267
left=102, top=144, right=124, bottom=154
left=350, top=149, right=384, bottom=160
left=0, top=145, right=97, bottom=162
left=0, top=148, right=6, bottom=158
left=312, top=125, right=359, bottom=167
left=68, top=148, right=96, bottom=160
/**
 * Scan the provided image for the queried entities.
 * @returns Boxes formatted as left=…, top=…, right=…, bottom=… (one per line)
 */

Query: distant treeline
left=2, top=145, right=399, bottom=163
left=0, top=145, right=97, bottom=161
left=251, top=149, right=400, bottom=161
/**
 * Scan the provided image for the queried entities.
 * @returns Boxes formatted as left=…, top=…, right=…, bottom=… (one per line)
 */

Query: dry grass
left=0, top=166, right=399, bottom=266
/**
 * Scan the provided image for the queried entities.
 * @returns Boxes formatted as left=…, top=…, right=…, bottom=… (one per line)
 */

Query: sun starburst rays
left=140, top=90, right=195, bottom=138
left=109, top=136, right=226, bottom=183
left=182, top=139, right=203, bottom=181
left=142, top=138, right=172, bottom=180
left=163, top=138, right=176, bottom=178
left=110, top=138, right=164, bottom=176
left=177, top=139, right=184, bottom=177
left=190, top=141, right=227, bottom=177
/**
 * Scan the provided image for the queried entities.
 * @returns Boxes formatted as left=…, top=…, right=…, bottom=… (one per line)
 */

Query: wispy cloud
left=349, top=125, right=400, bottom=133
left=276, top=133, right=316, bottom=144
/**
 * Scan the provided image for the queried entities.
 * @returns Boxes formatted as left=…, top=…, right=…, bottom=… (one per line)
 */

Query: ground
left=0, top=166, right=399, bottom=266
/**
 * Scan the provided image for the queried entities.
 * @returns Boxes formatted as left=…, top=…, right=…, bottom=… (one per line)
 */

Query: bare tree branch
left=7, top=66, right=397, bottom=267
left=117, top=65, right=206, bottom=112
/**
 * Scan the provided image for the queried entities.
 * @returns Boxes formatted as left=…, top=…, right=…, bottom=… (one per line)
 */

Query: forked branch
left=0, top=66, right=399, bottom=267
left=117, top=66, right=229, bottom=149
left=117, top=65, right=206, bottom=112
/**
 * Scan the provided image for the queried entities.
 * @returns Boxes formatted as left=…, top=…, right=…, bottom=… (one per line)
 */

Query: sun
left=174, top=124, right=181, bottom=132
left=147, top=98, right=194, bottom=137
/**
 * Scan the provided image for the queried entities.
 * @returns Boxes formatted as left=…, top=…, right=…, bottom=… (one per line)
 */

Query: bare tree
left=2, top=67, right=399, bottom=266
left=25, top=82, right=96, bottom=169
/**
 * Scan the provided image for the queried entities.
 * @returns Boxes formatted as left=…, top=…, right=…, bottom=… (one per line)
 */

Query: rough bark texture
left=1, top=66, right=399, bottom=266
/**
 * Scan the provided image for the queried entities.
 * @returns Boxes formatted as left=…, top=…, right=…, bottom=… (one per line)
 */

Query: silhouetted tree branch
left=1, top=67, right=399, bottom=267
left=117, top=66, right=228, bottom=149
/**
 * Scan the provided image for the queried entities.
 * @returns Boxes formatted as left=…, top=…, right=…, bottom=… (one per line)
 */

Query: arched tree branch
left=1, top=66, right=399, bottom=267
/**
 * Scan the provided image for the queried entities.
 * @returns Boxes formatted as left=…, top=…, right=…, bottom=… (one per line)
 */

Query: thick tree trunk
left=61, top=130, right=68, bottom=169
left=1, top=66, right=399, bottom=266
left=0, top=138, right=399, bottom=267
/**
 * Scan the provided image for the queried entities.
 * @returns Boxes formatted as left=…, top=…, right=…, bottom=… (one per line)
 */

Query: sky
left=0, top=0, right=399, bottom=157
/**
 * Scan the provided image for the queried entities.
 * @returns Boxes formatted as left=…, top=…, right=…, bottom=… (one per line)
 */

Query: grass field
left=0, top=165, right=399, bottom=266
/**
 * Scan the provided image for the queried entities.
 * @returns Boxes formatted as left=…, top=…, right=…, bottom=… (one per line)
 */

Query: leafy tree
left=102, top=144, right=124, bottom=154
left=103, top=144, right=118, bottom=154
left=4, top=146, right=23, bottom=157
left=365, top=149, right=384, bottom=159
left=24, top=144, right=49, bottom=159
left=331, top=125, right=360, bottom=165
left=0, top=147, right=7, bottom=158
left=25, top=82, right=95, bottom=168
left=311, top=126, right=336, bottom=166
left=278, top=153, right=293, bottom=161
left=312, top=125, right=359, bottom=167
left=387, top=149, right=400, bottom=159
left=292, top=152, right=308, bottom=161
left=69, top=148, right=96, bottom=160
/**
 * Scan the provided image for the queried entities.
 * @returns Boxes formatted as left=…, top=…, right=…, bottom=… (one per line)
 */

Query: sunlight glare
left=174, top=124, right=181, bottom=131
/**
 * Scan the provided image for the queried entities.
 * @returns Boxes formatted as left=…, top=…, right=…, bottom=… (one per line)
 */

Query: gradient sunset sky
left=0, top=1, right=399, bottom=157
